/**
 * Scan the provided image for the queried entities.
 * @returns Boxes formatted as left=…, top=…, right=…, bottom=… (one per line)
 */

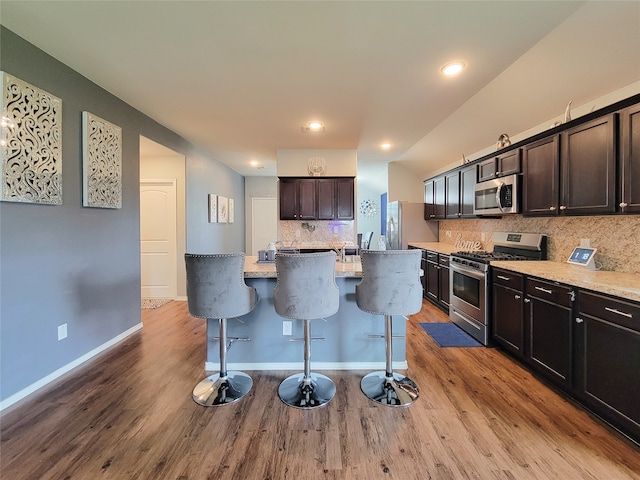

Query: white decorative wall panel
left=82, top=111, right=122, bottom=208
left=1, top=71, right=63, bottom=204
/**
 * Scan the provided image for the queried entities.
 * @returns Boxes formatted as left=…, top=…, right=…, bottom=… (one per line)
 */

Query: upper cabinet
left=523, top=115, right=616, bottom=216
left=477, top=149, right=521, bottom=182
left=445, top=165, right=476, bottom=219
left=279, top=177, right=354, bottom=220
left=424, top=176, right=445, bottom=220
left=620, top=103, right=640, bottom=214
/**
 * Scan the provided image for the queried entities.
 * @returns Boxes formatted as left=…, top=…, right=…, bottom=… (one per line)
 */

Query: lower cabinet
left=491, top=268, right=639, bottom=443
left=574, top=290, right=640, bottom=442
left=424, top=251, right=449, bottom=312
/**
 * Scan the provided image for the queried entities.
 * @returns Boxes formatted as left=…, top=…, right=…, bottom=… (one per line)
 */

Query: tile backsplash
left=439, top=215, right=640, bottom=274
left=279, top=220, right=356, bottom=245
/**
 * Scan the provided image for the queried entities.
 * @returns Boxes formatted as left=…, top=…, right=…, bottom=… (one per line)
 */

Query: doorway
left=140, top=179, right=177, bottom=299
left=139, top=137, right=186, bottom=300
left=251, top=197, right=278, bottom=255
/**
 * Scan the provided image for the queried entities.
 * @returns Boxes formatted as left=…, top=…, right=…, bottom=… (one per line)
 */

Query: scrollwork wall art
left=1, top=71, right=63, bottom=204
left=82, top=111, right=122, bottom=208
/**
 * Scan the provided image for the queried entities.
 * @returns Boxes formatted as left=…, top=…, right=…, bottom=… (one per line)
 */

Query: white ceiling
left=1, top=1, right=639, bottom=180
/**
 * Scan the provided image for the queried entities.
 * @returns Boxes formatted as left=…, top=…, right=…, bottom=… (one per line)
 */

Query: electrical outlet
left=282, top=321, right=292, bottom=336
left=296, top=230, right=301, bottom=238
left=481, top=232, right=486, bottom=241
left=445, top=230, right=452, bottom=238
left=58, top=323, right=67, bottom=341
left=580, top=238, right=590, bottom=247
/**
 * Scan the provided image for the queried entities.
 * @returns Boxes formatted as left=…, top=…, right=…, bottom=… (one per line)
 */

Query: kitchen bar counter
left=408, top=242, right=459, bottom=255
left=244, top=255, right=363, bottom=278
left=204, top=255, right=406, bottom=372
left=490, top=260, right=640, bottom=303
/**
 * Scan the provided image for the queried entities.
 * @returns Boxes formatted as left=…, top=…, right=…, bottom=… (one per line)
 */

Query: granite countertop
left=490, top=260, right=640, bottom=303
left=408, top=242, right=459, bottom=255
left=244, top=255, right=363, bottom=278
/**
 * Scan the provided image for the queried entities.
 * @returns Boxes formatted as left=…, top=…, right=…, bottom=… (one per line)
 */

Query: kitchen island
left=203, top=256, right=409, bottom=372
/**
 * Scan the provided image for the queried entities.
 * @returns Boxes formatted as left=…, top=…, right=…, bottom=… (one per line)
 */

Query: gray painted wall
left=0, top=27, right=245, bottom=404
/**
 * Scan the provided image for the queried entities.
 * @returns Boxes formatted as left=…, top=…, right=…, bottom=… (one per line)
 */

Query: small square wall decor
left=218, top=196, right=228, bottom=223
left=228, top=198, right=234, bottom=223
left=1, top=71, right=63, bottom=204
left=82, top=111, right=122, bottom=208
left=208, top=194, right=218, bottom=223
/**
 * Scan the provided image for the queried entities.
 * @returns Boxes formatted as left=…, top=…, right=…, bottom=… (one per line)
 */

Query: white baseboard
left=0, top=323, right=143, bottom=412
left=204, top=360, right=409, bottom=372
left=173, top=296, right=187, bottom=301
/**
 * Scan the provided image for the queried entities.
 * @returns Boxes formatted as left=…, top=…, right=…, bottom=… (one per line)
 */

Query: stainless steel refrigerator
left=385, top=201, right=438, bottom=249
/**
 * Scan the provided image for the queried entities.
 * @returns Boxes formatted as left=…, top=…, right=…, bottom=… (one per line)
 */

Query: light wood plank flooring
left=1, top=300, right=639, bottom=479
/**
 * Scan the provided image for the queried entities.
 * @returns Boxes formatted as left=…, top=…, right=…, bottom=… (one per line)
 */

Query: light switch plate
left=283, top=321, right=292, bottom=336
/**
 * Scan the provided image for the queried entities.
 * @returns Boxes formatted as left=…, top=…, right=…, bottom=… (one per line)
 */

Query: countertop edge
left=490, top=260, right=640, bottom=303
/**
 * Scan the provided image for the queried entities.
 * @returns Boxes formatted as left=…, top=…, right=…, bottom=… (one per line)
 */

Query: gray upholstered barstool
left=184, top=253, right=258, bottom=406
left=274, top=251, right=339, bottom=408
left=356, top=249, right=422, bottom=406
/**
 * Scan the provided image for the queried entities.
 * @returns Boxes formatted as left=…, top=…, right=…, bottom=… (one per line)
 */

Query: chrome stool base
left=360, top=371, right=419, bottom=407
left=192, top=371, right=253, bottom=406
left=278, top=372, right=336, bottom=409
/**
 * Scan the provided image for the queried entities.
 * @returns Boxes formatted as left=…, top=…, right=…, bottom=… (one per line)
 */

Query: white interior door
left=140, top=179, right=177, bottom=299
left=251, top=197, right=278, bottom=255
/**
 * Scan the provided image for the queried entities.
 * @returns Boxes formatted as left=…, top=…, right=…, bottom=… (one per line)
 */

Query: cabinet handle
left=576, top=317, right=584, bottom=324
left=549, top=206, right=556, bottom=211
left=497, top=275, right=511, bottom=281
left=430, top=214, right=435, bottom=218
left=568, top=290, right=575, bottom=302
left=559, top=205, right=567, bottom=210
left=619, top=202, right=628, bottom=209
left=534, top=286, right=553, bottom=295
left=524, top=298, right=531, bottom=303
left=604, top=307, right=633, bottom=319
left=514, top=294, right=521, bottom=300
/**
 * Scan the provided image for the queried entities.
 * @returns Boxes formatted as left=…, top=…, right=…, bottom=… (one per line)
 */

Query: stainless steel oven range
left=449, top=232, right=547, bottom=346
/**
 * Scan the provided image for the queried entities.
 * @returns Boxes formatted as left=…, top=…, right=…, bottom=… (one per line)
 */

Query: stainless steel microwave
left=473, top=174, right=521, bottom=215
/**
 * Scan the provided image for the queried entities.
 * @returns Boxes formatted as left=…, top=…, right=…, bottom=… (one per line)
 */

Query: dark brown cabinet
left=620, top=103, right=640, bottom=214
left=574, top=290, right=640, bottom=441
left=523, top=115, right=617, bottom=216
left=444, top=165, right=476, bottom=219
left=424, top=176, right=445, bottom=220
left=492, top=269, right=525, bottom=359
left=526, top=278, right=574, bottom=388
left=335, top=178, right=355, bottom=220
left=561, top=114, right=617, bottom=215
left=425, top=251, right=449, bottom=311
left=478, top=149, right=521, bottom=182
left=279, top=177, right=354, bottom=220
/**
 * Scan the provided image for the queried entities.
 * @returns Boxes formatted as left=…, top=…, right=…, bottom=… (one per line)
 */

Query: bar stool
left=184, top=253, right=258, bottom=406
left=356, top=249, right=422, bottom=406
left=274, top=251, right=339, bottom=408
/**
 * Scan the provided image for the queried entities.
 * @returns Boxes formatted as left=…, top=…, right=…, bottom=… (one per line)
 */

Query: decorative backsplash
left=279, top=220, right=356, bottom=245
left=439, top=215, right=640, bottom=274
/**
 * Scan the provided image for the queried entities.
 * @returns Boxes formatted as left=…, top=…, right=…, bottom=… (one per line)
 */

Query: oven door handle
left=495, top=181, right=506, bottom=213
left=451, top=264, right=486, bottom=280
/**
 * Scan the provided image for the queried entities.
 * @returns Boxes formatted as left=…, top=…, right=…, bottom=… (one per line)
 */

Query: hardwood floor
left=1, top=300, right=639, bottom=479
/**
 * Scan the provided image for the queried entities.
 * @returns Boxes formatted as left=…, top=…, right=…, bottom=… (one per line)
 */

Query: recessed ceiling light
left=250, top=160, right=259, bottom=167
left=381, top=143, right=391, bottom=149
left=301, top=121, right=325, bottom=133
left=441, top=61, right=465, bottom=76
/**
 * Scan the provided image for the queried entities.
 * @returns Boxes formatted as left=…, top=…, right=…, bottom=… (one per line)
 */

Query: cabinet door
left=522, top=135, right=560, bottom=215
left=279, top=178, right=298, bottom=220
left=620, top=103, right=640, bottom=213
left=335, top=178, right=354, bottom=220
left=493, top=284, right=525, bottom=358
left=439, top=264, right=450, bottom=309
left=561, top=114, right=616, bottom=215
left=298, top=179, right=317, bottom=220
left=497, top=149, right=521, bottom=176
left=459, top=165, right=476, bottom=217
left=445, top=171, right=461, bottom=218
left=317, top=179, right=335, bottom=220
left=574, top=291, right=640, bottom=440
left=433, top=176, right=446, bottom=219
left=478, top=158, right=497, bottom=182
left=426, top=261, right=439, bottom=303
left=527, top=288, right=573, bottom=388
left=424, top=179, right=436, bottom=219
left=421, top=258, right=428, bottom=299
